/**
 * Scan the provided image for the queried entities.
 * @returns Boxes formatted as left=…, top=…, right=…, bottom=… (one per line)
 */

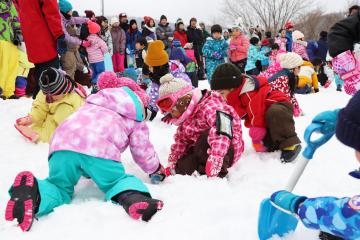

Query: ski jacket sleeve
left=129, top=122, right=160, bottom=174
left=40, top=0, right=64, bottom=40
left=328, top=12, right=360, bottom=57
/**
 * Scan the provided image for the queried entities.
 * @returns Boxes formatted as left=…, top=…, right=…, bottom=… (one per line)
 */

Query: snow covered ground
left=0, top=81, right=359, bottom=240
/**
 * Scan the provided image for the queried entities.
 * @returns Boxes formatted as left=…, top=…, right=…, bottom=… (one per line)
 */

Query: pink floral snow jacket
left=49, top=88, right=160, bottom=174
left=168, top=90, right=244, bottom=174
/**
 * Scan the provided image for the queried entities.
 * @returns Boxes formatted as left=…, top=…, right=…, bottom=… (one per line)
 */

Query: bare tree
left=221, top=0, right=311, bottom=34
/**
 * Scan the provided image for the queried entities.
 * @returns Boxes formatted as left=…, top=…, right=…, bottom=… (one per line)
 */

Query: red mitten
left=205, top=155, right=223, bottom=177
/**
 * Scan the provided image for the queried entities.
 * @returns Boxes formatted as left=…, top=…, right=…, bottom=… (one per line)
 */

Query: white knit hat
left=159, top=74, right=191, bottom=98
left=110, top=17, right=119, bottom=25
left=279, top=52, right=304, bottom=69
left=292, top=30, right=304, bottom=40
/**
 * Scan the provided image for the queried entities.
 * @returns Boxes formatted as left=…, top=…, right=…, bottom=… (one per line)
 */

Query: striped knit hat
left=39, top=68, right=75, bottom=96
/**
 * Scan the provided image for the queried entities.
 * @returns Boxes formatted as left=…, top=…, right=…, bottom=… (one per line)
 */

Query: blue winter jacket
left=286, top=31, right=293, bottom=52
left=126, top=30, right=142, bottom=52
left=298, top=196, right=360, bottom=239
left=245, top=44, right=267, bottom=72
left=202, top=37, right=228, bottom=81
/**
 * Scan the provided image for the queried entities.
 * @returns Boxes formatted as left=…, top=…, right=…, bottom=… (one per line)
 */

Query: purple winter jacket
left=61, top=15, right=87, bottom=46
left=49, top=88, right=160, bottom=174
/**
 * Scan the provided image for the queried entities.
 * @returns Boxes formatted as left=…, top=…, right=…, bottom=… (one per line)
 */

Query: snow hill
left=0, top=81, right=359, bottom=240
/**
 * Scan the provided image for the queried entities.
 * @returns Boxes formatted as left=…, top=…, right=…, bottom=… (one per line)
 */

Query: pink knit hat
left=88, top=21, right=101, bottom=34
left=97, top=71, right=149, bottom=106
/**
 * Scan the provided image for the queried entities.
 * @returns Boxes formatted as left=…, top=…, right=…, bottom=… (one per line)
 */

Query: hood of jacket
left=86, top=87, right=145, bottom=121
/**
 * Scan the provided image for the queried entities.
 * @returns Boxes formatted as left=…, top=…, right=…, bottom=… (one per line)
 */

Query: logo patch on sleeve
left=348, top=195, right=360, bottom=211
left=216, top=111, right=233, bottom=139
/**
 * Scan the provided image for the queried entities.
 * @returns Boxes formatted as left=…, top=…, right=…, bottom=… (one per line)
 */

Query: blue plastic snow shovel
left=258, top=123, right=334, bottom=240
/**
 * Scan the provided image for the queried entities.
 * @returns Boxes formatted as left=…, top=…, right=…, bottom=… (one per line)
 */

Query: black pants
left=33, top=57, right=60, bottom=99
left=175, top=131, right=234, bottom=178
left=187, top=71, right=198, bottom=88
left=194, top=45, right=204, bottom=79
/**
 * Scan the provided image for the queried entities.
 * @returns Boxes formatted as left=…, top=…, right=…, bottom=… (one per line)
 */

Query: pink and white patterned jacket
left=87, top=34, right=108, bottom=64
left=49, top=88, right=160, bottom=174
left=259, top=63, right=301, bottom=116
left=168, top=90, right=244, bottom=172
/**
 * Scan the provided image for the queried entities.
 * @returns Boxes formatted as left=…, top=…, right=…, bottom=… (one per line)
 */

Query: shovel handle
left=285, top=123, right=335, bottom=191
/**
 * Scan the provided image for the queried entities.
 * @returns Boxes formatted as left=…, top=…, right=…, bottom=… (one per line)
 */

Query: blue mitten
left=312, top=109, right=340, bottom=135
left=213, top=52, right=222, bottom=59
left=271, top=190, right=307, bottom=214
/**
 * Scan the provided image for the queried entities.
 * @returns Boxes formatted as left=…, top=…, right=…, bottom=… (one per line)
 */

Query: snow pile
left=0, top=82, right=359, bottom=240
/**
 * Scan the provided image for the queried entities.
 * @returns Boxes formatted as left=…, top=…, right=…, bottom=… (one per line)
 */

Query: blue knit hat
left=336, top=91, right=360, bottom=151
left=172, top=39, right=181, bottom=48
left=59, top=0, right=73, bottom=13
left=123, top=68, right=138, bottom=82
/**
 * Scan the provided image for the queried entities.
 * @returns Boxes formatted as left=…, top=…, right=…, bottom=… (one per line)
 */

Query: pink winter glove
left=16, top=115, right=32, bottom=126
left=249, top=127, right=267, bottom=152
left=205, top=155, right=223, bottom=177
left=333, top=50, right=360, bottom=95
left=81, top=40, right=91, bottom=48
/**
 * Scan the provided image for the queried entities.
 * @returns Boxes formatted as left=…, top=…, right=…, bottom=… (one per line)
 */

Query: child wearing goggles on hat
left=156, top=74, right=244, bottom=178
left=5, top=71, right=164, bottom=232
left=14, top=68, right=85, bottom=143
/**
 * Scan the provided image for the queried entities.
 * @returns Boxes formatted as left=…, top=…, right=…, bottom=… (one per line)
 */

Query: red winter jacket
left=173, top=30, right=188, bottom=47
left=226, top=76, right=290, bottom=128
left=18, top=0, right=64, bottom=63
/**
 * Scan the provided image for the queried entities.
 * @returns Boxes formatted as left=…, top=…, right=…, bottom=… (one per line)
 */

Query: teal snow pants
left=36, top=151, right=149, bottom=216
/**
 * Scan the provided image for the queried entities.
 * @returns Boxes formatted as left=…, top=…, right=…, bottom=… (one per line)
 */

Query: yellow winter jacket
left=298, top=61, right=319, bottom=91
left=18, top=50, right=34, bottom=77
left=29, top=91, right=85, bottom=143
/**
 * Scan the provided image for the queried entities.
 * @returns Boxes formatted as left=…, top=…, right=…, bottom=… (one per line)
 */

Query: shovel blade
left=258, top=198, right=299, bottom=240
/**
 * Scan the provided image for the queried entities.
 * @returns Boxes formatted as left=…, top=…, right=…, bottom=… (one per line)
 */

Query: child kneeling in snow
left=14, top=68, right=85, bottom=143
left=156, top=74, right=244, bottom=178
left=271, top=91, right=360, bottom=240
left=211, top=63, right=302, bottom=163
left=5, top=76, right=164, bottom=231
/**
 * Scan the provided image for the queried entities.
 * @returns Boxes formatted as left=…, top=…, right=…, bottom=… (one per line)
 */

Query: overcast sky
left=71, top=0, right=354, bottom=24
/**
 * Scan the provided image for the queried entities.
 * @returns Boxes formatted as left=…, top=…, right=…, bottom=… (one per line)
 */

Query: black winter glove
left=149, top=164, right=166, bottom=184
left=56, top=35, right=67, bottom=55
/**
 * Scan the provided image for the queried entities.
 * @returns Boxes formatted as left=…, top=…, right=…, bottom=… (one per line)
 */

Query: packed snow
left=0, top=81, right=359, bottom=240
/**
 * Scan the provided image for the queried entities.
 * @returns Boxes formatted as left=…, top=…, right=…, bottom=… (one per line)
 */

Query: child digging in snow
left=5, top=73, right=164, bottom=231
left=14, top=68, right=85, bottom=143
left=156, top=74, right=244, bottom=178
left=211, top=63, right=302, bottom=163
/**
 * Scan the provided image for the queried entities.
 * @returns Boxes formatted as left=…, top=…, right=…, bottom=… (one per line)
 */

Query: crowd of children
left=1, top=1, right=360, bottom=239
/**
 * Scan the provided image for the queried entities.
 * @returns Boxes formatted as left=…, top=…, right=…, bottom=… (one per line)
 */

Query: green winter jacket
left=0, top=0, right=20, bottom=42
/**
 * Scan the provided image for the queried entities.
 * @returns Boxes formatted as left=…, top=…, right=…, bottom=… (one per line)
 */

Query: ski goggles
left=156, top=85, right=193, bottom=113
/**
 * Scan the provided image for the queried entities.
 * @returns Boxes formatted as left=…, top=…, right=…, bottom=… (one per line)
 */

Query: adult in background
left=119, top=12, right=129, bottom=32
left=17, top=0, right=64, bottom=99
left=84, top=10, right=96, bottom=22
left=0, top=0, right=21, bottom=100
left=199, top=22, right=210, bottom=39
left=187, top=17, right=205, bottom=80
left=173, top=18, right=188, bottom=47
left=126, top=19, right=142, bottom=67
left=348, top=5, right=359, bottom=16
left=156, top=15, right=173, bottom=53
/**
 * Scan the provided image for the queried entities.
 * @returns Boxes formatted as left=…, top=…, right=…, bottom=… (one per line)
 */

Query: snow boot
left=280, top=144, right=302, bottom=163
left=319, top=231, right=344, bottom=240
left=116, top=191, right=163, bottom=222
left=8, top=95, right=20, bottom=99
left=5, top=171, right=40, bottom=232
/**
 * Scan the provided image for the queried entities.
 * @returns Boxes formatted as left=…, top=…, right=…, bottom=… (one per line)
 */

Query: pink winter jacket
left=168, top=90, right=244, bottom=169
left=87, top=34, right=108, bottom=64
left=49, top=88, right=160, bottom=174
left=228, top=35, right=250, bottom=62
